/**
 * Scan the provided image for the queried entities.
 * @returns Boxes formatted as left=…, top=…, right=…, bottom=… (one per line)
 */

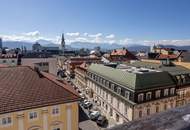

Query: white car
left=89, top=111, right=101, bottom=121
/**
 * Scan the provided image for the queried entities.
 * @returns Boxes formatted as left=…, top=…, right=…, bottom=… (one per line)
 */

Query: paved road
left=79, top=105, right=101, bottom=130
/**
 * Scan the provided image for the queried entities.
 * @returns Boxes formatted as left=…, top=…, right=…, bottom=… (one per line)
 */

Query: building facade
left=0, top=66, right=80, bottom=130
left=75, top=62, right=88, bottom=90
left=125, top=60, right=190, bottom=107
left=63, top=57, right=101, bottom=78
left=86, top=64, right=177, bottom=124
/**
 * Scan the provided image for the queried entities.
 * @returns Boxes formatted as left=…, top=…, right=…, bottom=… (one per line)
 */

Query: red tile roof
left=111, top=49, right=128, bottom=56
left=156, top=54, right=179, bottom=60
left=0, top=54, right=17, bottom=58
left=0, top=66, right=80, bottom=114
left=108, top=48, right=137, bottom=61
left=0, top=64, right=8, bottom=67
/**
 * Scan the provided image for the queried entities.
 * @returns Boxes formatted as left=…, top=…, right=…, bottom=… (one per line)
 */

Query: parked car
left=80, top=99, right=88, bottom=106
left=77, top=90, right=82, bottom=93
left=83, top=101, right=93, bottom=109
left=89, top=111, right=101, bottom=121
left=96, top=116, right=108, bottom=126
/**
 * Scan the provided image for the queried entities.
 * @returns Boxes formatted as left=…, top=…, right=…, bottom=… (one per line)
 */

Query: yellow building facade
left=0, top=102, right=78, bottom=130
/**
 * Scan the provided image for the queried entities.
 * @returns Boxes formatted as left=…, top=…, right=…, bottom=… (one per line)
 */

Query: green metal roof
left=124, top=61, right=190, bottom=76
left=88, top=64, right=175, bottom=90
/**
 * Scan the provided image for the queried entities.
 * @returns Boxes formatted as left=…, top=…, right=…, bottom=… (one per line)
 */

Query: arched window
left=147, top=108, right=150, bottom=115
left=156, top=106, right=159, bottom=113
left=28, top=126, right=41, bottom=130
left=139, top=110, right=142, bottom=118
left=138, top=93, right=144, bottom=102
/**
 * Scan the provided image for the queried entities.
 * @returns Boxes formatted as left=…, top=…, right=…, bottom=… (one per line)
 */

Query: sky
left=0, top=0, right=190, bottom=46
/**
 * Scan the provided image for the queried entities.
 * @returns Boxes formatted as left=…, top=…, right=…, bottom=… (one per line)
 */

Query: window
left=2, top=117, right=12, bottom=125
left=110, top=108, right=113, bottom=116
left=106, top=81, right=109, bottom=87
left=146, top=92, right=152, bottom=100
left=117, top=100, right=120, bottom=109
left=125, top=91, right=130, bottom=99
left=181, top=75, right=186, bottom=84
left=171, top=102, right=174, bottom=108
left=53, top=128, right=60, bottom=130
left=170, top=88, right=175, bottom=95
left=103, top=80, right=106, bottom=85
left=103, top=91, right=105, bottom=98
left=164, top=104, right=167, bottom=110
left=12, top=60, right=15, bottom=63
left=139, top=110, right=142, bottom=118
left=176, top=75, right=182, bottom=85
left=106, top=93, right=108, bottom=100
left=156, top=106, right=159, bottom=113
left=29, top=112, right=38, bottom=120
left=111, top=95, right=113, bottom=104
left=3, top=60, right=6, bottom=63
left=125, top=105, right=128, bottom=115
left=138, top=94, right=144, bottom=102
left=117, top=87, right=121, bottom=94
left=52, top=106, right=59, bottom=115
left=111, top=84, right=114, bottom=90
left=164, top=89, right=169, bottom=96
left=147, top=108, right=150, bottom=115
left=155, top=90, right=161, bottom=98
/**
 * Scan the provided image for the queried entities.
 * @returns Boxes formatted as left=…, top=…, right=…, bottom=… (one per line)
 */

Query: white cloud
left=66, top=32, right=80, bottom=37
left=83, top=33, right=88, bottom=36
left=88, top=33, right=102, bottom=38
left=1, top=31, right=190, bottom=46
left=106, top=34, right=115, bottom=39
left=23, top=31, right=40, bottom=37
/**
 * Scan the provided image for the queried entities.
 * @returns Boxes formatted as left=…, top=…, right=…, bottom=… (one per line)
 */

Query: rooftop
left=124, top=61, right=190, bottom=76
left=88, top=64, right=175, bottom=90
left=0, top=66, right=80, bottom=114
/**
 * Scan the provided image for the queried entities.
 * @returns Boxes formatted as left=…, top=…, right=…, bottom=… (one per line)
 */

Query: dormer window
left=170, top=88, right=175, bottom=95
left=164, top=89, right=169, bottom=96
left=106, top=81, right=109, bottom=87
left=111, top=84, right=114, bottom=90
left=117, top=87, right=121, bottom=94
left=146, top=92, right=152, bottom=100
left=138, top=93, right=144, bottom=102
left=125, top=91, right=130, bottom=99
left=155, top=90, right=161, bottom=98
left=181, top=75, right=186, bottom=84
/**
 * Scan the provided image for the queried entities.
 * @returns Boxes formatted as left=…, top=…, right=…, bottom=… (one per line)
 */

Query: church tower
left=61, top=33, right=65, bottom=54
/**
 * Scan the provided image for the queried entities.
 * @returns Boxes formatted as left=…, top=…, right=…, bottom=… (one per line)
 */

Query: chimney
left=17, top=54, right=22, bottom=65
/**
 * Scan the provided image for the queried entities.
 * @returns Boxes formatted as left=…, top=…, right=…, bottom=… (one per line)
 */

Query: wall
left=0, top=102, right=79, bottom=130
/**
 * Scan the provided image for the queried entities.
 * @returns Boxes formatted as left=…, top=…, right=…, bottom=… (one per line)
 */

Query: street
left=79, top=105, right=101, bottom=130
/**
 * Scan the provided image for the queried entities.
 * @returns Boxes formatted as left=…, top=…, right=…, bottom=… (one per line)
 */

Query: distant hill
left=2, top=41, right=33, bottom=50
left=69, top=42, right=125, bottom=50
left=2, top=40, right=190, bottom=52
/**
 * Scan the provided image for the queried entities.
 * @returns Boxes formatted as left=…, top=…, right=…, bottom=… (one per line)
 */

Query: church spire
left=61, top=33, right=65, bottom=54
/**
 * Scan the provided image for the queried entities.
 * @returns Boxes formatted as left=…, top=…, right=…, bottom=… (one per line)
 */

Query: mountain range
left=2, top=40, right=190, bottom=52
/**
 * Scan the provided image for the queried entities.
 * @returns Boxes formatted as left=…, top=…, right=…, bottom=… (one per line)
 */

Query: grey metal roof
left=88, top=64, right=175, bottom=90
left=124, top=61, right=190, bottom=76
